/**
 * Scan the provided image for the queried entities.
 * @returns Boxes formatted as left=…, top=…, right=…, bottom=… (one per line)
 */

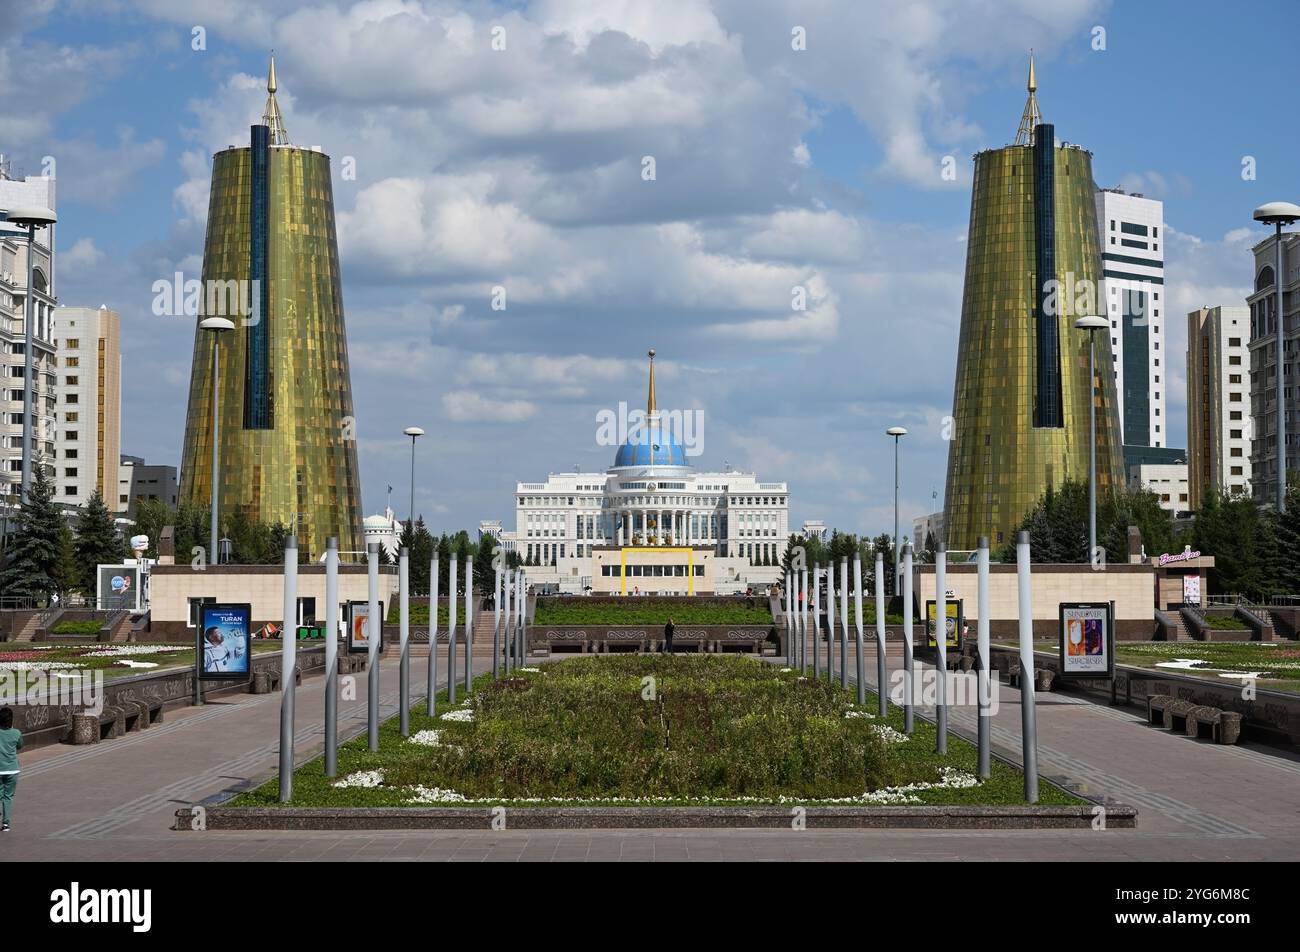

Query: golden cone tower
left=943, top=58, right=1124, bottom=551
left=178, top=57, right=363, bottom=558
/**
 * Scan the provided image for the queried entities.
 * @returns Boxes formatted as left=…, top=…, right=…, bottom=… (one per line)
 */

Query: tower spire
left=262, top=52, right=289, bottom=145
left=1014, top=51, right=1042, bottom=146
left=646, top=348, right=657, bottom=417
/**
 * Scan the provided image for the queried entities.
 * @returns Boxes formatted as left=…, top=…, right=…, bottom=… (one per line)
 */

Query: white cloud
left=442, top=390, right=538, bottom=422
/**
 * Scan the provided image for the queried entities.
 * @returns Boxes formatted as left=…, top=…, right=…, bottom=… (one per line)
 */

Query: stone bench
left=1007, top=662, right=1053, bottom=692
left=1184, top=705, right=1244, bottom=745
left=67, top=697, right=162, bottom=745
left=1146, top=694, right=1174, bottom=727
left=251, top=664, right=303, bottom=695
left=1162, top=699, right=1197, bottom=733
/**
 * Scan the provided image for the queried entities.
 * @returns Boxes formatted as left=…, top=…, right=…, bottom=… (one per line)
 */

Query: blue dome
left=614, top=426, right=687, bottom=467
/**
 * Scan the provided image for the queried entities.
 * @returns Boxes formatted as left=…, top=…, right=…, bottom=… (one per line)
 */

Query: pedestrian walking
left=0, top=706, right=22, bottom=833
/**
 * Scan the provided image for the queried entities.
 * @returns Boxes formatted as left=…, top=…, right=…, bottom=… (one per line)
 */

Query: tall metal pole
left=277, top=536, right=298, bottom=801
left=398, top=547, right=410, bottom=737
left=812, top=565, right=821, bottom=680
left=1088, top=331, right=1098, bottom=564
left=893, top=436, right=901, bottom=595
left=463, top=559, right=473, bottom=692
left=324, top=537, right=339, bottom=777
left=1279, top=222, right=1289, bottom=512
left=1016, top=530, right=1039, bottom=803
left=18, top=224, right=36, bottom=504
left=366, top=542, right=380, bottom=752
left=838, top=557, right=848, bottom=688
left=799, top=566, right=808, bottom=673
left=447, top=555, right=458, bottom=705
left=853, top=553, right=867, bottom=706
left=935, top=543, right=948, bottom=754
left=976, top=536, right=991, bottom=778
left=517, top=570, right=526, bottom=663
left=902, top=542, right=914, bottom=734
left=493, top=561, right=502, bottom=678
left=408, top=436, right=417, bottom=531
left=825, top=561, right=835, bottom=684
left=427, top=556, right=439, bottom=716
left=871, top=551, right=885, bottom=715
left=785, top=571, right=793, bottom=666
left=208, top=334, right=221, bottom=561
left=503, top=567, right=514, bottom=675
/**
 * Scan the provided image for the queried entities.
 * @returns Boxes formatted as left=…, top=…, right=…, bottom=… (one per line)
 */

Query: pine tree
left=0, top=468, right=66, bottom=602
left=73, top=490, right=127, bottom=593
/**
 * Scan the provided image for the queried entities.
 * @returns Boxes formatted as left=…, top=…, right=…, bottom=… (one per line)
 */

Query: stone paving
left=2, top=644, right=1298, bottom=861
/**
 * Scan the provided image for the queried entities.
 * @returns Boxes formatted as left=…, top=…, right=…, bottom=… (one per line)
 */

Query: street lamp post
left=1254, top=203, right=1300, bottom=512
left=886, top=427, right=907, bottom=594
left=6, top=206, right=57, bottom=504
left=200, top=317, right=235, bottom=561
left=402, top=426, right=424, bottom=531
left=1075, top=316, right=1109, bottom=565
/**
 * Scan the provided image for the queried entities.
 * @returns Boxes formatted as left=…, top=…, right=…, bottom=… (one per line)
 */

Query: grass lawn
left=234, top=655, right=1082, bottom=808
left=387, top=603, right=450, bottom=626
left=0, top=641, right=282, bottom=680
left=534, top=599, right=772, bottom=626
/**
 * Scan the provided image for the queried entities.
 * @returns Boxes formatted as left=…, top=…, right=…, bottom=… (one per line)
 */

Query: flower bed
left=235, top=655, right=1080, bottom=808
left=534, top=599, right=771, bottom=626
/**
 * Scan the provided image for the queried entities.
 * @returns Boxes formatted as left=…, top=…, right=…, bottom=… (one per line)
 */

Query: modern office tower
left=49, top=306, right=120, bottom=507
left=1246, top=231, right=1300, bottom=507
left=178, top=57, right=363, bottom=557
left=944, top=58, right=1124, bottom=551
left=1187, top=306, right=1252, bottom=507
left=1095, top=187, right=1167, bottom=464
left=118, top=454, right=179, bottom=514
left=0, top=159, right=57, bottom=503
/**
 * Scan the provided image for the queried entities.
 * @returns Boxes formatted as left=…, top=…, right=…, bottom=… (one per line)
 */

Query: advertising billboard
left=347, top=600, right=385, bottom=655
left=924, top=599, right=963, bottom=650
left=198, top=603, right=252, bottom=681
left=1059, top=602, right=1114, bottom=679
left=96, top=563, right=141, bottom=611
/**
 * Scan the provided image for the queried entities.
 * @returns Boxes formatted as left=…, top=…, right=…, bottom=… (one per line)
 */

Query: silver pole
left=825, top=562, right=835, bottom=684
left=208, top=333, right=221, bottom=562
left=893, top=436, right=901, bottom=596
left=447, top=555, right=458, bottom=706
left=277, top=536, right=298, bottom=801
left=427, top=556, right=439, bottom=716
left=19, top=224, right=35, bottom=504
left=518, top=571, right=526, bottom=662
left=799, top=567, right=808, bottom=673
left=935, top=543, right=947, bottom=754
left=812, top=565, right=821, bottom=680
left=871, top=552, right=884, bottom=714
left=785, top=570, right=793, bottom=666
left=1088, top=332, right=1098, bottom=563
left=504, top=568, right=514, bottom=675
left=902, top=542, right=914, bottom=734
left=493, top=561, right=502, bottom=678
left=463, top=559, right=473, bottom=692
left=1016, top=530, right=1039, bottom=803
left=839, top=556, right=849, bottom=689
left=976, top=536, right=991, bottom=778
left=1279, top=223, right=1289, bottom=517
left=408, top=436, right=417, bottom=532
left=366, top=542, right=380, bottom=751
left=854, top=553, right=867, bottom=707
left=324, top=537, right=339, bottom=777
left=399, top=547, right=410, bottom=737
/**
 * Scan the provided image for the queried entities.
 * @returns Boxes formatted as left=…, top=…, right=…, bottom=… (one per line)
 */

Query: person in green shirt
left=0, top=706, right=21, bottom=832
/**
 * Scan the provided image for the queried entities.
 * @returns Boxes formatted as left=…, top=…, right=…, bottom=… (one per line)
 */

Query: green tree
left=473, top=532, right=500, bottom=593
left=53, top=522, right=79, bottom=598
left=131, top=498, right=171, bottom=559
left=0, top=468, right=66, bottom=602
left=72, top=490, right=127, bottom=593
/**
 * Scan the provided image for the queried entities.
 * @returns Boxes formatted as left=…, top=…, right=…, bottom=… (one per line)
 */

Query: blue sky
left=3, top=0, right=1293, bottom=538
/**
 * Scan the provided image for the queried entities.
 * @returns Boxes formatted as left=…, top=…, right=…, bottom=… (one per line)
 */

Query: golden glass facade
left=178, top=143, right=363, bottom=558
left=943, top=140, right=1123, bottom=551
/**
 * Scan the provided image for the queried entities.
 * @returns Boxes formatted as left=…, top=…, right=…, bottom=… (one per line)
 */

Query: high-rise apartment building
left=1187, top=305, right=1252, bottom=507
left=1246, top=232, right=1300, bottom=506
left=944, top=59, right=1124, bottom=551
left=178, top=58, right=363, bottom=558
left=50, top=305, right=120, bottom=506
left=0, top=159, right=57, bottom=503
left=1095, top=187, right=1167, bottom=460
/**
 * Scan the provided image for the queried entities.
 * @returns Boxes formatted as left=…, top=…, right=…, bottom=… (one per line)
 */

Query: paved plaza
left=1, top=645, right=1296, bottom=862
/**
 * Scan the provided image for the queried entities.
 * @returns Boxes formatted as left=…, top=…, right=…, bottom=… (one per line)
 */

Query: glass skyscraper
left=943, top=59, right=1123, bottom=551
left=178, top=58, right=363, bottom=558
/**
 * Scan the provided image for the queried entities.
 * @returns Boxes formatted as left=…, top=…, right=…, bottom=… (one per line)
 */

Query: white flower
left=844, top=709, right=875, bottom=719
left=779, top=667, right=792, bottom=673
left=83, top=645, right=184, bottom=658
left=871, top=725, right=909, bottom=744
left=519, top=667, right=541, bottom=673
left=0, top=661, right=83, bottom=671
left=409, top=730, right=443, bottom=747
left=113, top=660, right=159, bottom=669
left=332, top=769, right=385, bottom=789
left=406, top=785, right=467, bottom=803
left=440, top=709, right=474, bottom=722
